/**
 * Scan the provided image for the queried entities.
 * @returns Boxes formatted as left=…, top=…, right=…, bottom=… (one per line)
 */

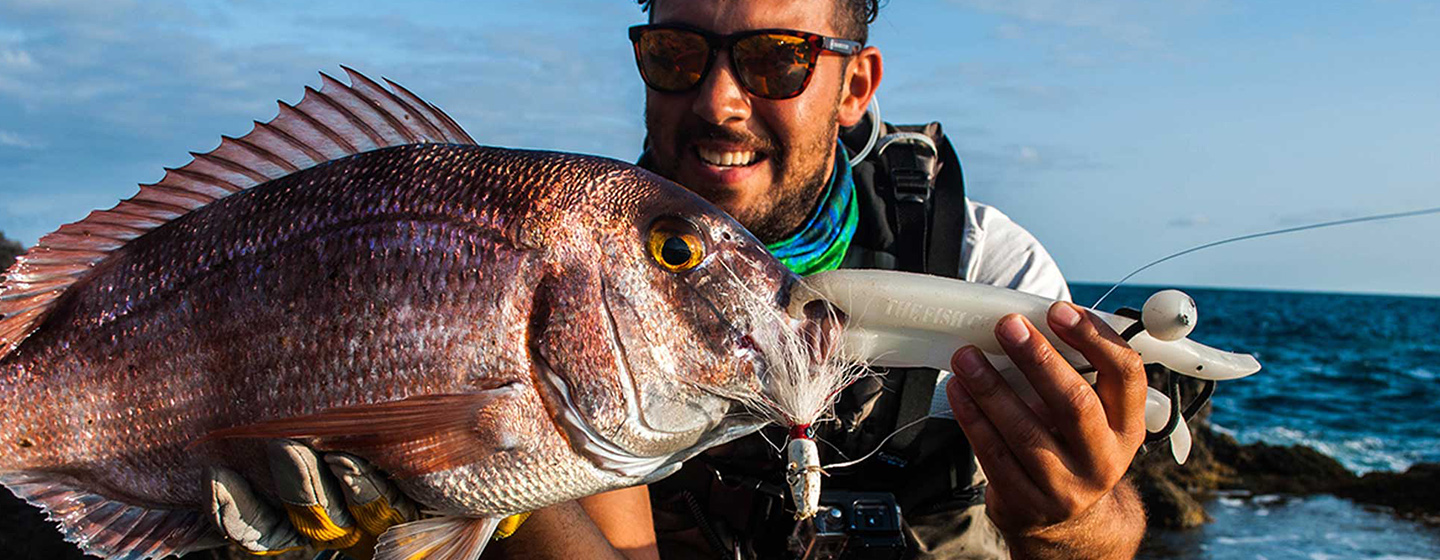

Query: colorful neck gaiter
left=765, top=142, right=858, bottom=276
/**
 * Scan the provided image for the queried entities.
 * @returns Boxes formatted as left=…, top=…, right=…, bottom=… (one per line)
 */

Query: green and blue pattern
left=766, top=141, right=858, bottom=276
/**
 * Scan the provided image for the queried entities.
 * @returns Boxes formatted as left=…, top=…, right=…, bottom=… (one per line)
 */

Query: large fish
left=0, top=69, right=832, bottom=559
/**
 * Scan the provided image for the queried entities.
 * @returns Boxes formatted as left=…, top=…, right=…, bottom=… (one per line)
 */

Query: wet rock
left=1336, top=462, right=1440, bottom=523
left=0, top=231, right=21, bottom=272
left=1132, top=414, right=1440, bottom=532
left=1130, top=413, right=1357, bottom=530
left=1134, top=472, right=1210, bottom=529
left=1206, top=429, right=1358, bottom=495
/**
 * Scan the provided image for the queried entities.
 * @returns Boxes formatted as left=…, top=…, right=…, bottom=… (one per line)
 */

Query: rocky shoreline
left=1132, top=417, right=1440, bottom=531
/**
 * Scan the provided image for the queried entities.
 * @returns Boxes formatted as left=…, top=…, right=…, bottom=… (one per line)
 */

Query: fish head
left=558, top=161, right=836, bottom=446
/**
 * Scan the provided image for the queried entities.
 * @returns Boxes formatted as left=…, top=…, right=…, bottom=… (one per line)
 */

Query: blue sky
left=1, top=0, right=1437, bottom=296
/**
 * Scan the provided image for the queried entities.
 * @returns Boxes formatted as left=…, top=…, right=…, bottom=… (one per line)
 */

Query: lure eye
left=647, top=218, right=706, bottom=272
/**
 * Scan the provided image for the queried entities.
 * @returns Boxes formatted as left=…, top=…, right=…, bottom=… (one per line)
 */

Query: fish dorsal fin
left=0, top=67, right=475, bottom=357
left=0, top=471, right=225, bottom=559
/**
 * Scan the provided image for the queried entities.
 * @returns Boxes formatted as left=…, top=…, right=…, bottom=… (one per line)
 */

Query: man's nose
left=692, top=53, right=752, bottom=125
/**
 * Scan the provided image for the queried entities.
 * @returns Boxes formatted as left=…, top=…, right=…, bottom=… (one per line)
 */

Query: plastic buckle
left=878, top=132, right=939, bottom=204
left=891, top=167, right=933, bottom=204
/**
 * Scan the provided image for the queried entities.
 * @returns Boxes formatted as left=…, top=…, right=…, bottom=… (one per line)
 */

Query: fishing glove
left=207, top=439, right=419, bottom=556
left=207, top=440, right=531, bottom=555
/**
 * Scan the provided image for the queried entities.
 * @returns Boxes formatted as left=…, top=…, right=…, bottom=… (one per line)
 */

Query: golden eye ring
left=647, top=218, right=706, bottom=272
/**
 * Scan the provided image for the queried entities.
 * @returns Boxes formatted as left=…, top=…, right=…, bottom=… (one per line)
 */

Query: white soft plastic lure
left=778, top=269, right=1261, bottom=517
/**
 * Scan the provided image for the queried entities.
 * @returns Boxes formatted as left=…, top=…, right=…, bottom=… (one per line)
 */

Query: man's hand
left=945, top=301, right=1147, bottom=559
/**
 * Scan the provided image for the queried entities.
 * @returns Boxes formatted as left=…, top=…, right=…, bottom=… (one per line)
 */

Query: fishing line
left=821, top=416, right=929, bottom=470
left=1092, top=205, right=1440, bottom=308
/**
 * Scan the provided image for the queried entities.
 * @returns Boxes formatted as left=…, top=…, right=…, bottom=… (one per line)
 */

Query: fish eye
left=647, top=217, right=706, bottom=273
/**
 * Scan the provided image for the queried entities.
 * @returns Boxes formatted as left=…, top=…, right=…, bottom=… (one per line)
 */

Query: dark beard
left=644, top=110, right=840, bottom=245
left=745, top=129, right=835, bottom=243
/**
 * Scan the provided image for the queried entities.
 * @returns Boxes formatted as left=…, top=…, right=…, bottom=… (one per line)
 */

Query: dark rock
left=1336, top=463, right=1440, bottom=522
left=1208, top=431, right=1357, bottom=495
left=1134, top=472, right=1209, bottom=529
left=0, top=231, right=21, bottom=271
left=1130, top=414, right=1362, bottom=530
left=1132, top=414, right=1440, bottom=533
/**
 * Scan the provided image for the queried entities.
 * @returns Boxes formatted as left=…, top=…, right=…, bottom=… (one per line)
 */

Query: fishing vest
left=645, top=117, right=984, bottom=559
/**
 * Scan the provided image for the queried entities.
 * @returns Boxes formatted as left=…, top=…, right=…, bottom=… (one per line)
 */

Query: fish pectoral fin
left=204, top=383, right=524, bottom=478
left=0, top=471, right=225, bottom=559
left=375, top=515, right=501, bottom=560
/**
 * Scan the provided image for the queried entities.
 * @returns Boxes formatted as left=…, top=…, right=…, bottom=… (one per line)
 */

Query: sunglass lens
left=637, top=28, right=710, bottom=92
left=733, top=33, right=815, bottom=98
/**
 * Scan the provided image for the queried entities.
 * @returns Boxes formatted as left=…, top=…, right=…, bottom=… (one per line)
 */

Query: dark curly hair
left=637, top=0, right=881, bottom=44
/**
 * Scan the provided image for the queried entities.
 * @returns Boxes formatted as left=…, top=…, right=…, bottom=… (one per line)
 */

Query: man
left=215, top=1, right=1149, bottom=558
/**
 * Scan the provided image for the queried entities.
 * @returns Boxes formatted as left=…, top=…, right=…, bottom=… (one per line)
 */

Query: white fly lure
left=711, top=290, right=865, bottom=520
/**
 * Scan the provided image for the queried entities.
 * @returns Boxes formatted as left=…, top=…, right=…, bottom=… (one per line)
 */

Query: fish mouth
left=725, top=276, right=847, bottom=393
left=732, top=333, right=765, bottom=385
left=797, top=299, right=847, bottom=366
left=729, top=300, right=848, bottom=396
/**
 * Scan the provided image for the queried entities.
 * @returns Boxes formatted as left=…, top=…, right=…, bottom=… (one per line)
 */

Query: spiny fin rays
left=0, top=68, right=475, bottom=359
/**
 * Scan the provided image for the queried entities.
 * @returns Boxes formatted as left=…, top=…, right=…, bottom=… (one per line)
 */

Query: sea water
left=1072, top=284, right=1440, bottom=559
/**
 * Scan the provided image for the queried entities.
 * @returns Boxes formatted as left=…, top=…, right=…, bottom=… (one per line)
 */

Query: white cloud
left=0, top=130, right=40, bottom=149
left=1018, top=145, right=1041, bottom=165
left=0, top=48, right=35, bottom=71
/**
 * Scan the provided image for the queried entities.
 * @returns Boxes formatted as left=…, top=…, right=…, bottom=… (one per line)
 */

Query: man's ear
left=838, top=46, right=883, bottom=127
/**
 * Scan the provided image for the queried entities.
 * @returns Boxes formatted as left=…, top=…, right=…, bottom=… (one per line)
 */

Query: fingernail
left=1050, top=302, right=1082, bottom=329
left=954, top=346, right=987, bottom=378
left=998, top=315, right=1031, bottom=345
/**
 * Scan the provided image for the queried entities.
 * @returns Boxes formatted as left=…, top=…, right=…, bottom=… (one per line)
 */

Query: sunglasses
left=628, top=23, right=862, bottom=100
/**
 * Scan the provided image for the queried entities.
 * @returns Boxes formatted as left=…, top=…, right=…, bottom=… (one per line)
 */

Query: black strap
left=927, top=130, right=967, bottom=279
left=890, top=369, right=939, bottom=450
left=877, top=130, right=939, bottom=273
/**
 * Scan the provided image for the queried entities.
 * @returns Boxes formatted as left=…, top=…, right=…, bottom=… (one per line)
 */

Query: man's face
left=644, top=0, right=853, bottom=243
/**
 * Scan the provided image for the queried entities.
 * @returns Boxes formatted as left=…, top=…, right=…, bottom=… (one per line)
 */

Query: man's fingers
left=207, top=466, right=306, bottom=555
left=944, top=376, right=1045, bottom=507
left=1046, top=302, right=1147, bottom=441
left=949, top=345, right=1067, bottom=477
left=995, top=311, right=1112, bottom=456
left=268, top=439, right=364, bottom=549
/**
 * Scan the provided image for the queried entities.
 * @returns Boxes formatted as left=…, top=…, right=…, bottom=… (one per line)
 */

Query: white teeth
left=697, top=147, right=759, bottom=167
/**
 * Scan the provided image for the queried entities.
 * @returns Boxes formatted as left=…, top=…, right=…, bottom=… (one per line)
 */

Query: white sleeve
left=957, top=200, right=1071, bottom=302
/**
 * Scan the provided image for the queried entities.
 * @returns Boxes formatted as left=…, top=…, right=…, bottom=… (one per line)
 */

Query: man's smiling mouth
left=696, top=146, right=764, bottom=168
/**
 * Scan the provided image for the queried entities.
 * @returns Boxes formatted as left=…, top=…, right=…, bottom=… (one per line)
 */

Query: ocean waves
left=1073, top=284, right=1440, bottom=474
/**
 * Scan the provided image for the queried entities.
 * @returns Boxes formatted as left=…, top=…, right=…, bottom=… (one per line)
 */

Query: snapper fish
left=0, top=69, right=847, bottom=560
